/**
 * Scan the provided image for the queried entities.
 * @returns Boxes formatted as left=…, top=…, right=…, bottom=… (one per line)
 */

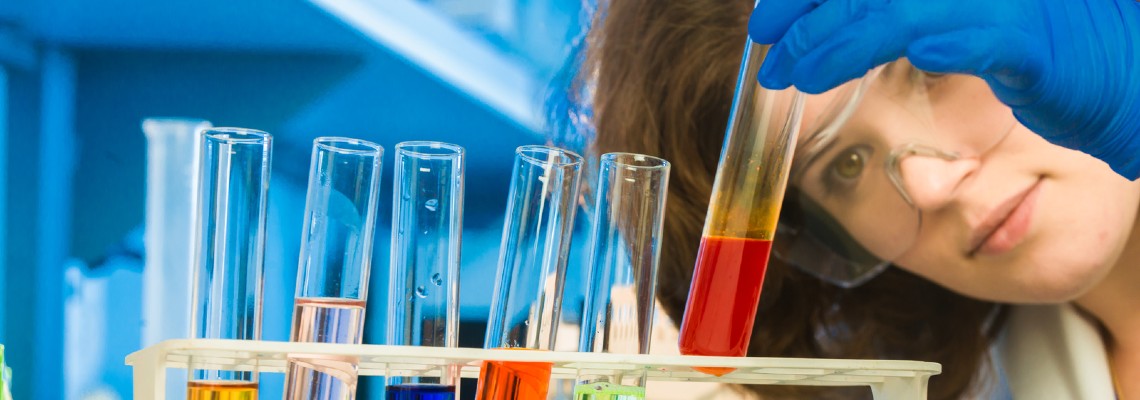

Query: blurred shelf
left=127, top=339, right=941, bottom=399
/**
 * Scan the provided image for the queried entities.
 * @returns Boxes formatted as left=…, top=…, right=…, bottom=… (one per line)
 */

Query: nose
left=897, top=156, right=979, bottom=210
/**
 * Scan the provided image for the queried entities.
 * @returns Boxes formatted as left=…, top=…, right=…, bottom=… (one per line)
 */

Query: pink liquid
left=283, top=297, right=366, bottom=400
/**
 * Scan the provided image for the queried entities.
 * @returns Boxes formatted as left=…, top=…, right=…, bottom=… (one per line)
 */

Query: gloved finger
left=750, top=0, right=824, bottom=44
left=906, top=27, right=1048, bottom=106
left=758, top=43, right=795, bottom=89
left=786, top=13, right=911, bottom=93
left=756, top=0, right=883, bottom=89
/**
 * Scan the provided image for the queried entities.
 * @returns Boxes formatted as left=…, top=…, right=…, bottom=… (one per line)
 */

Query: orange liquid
left=473, top=351, right=553, bottom=400
left=679, top=236, right=773, bottom=376
left=187, top=381, right=258, bottom=400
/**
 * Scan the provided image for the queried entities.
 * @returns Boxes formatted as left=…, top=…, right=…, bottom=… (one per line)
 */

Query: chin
left=990, top=239, right=1118, bottom=304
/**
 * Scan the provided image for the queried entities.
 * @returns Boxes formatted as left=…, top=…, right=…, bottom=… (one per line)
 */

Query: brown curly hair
left=580, top=0, right=1006, bottom=398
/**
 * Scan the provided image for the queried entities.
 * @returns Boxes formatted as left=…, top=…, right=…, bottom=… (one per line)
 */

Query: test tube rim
left=314, top=136, right=384, bottom=156
left=516, top=144, right=583, bottom=167
left=601, top=152, right=671, bottom=170
left=395, top=140, right=466, bottom=159
left=202, top=127, right=271, bottom=144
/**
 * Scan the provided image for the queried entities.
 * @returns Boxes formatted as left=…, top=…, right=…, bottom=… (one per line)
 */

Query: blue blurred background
left=0, top=0, right=595, bottom=398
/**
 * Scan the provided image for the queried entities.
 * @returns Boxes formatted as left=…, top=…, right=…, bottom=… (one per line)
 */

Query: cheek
left=893, top=176, right=1138, bottom=304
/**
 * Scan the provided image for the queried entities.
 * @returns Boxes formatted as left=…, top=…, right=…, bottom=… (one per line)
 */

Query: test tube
left=284, top=137, right=383, bottom=400
left=385, top=141, right=465, bottom=400
left=476, top=145, right=583, bottom=400
left=188, top=128, right=272, bottom=400
left=677, top=38, right=806, bottom=375
left=576, top=153, right=670, bottom=399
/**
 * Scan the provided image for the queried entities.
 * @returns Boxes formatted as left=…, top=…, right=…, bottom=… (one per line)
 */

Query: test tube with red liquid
left=677, top=39, right=805, bottom=375
left=477, top=145, right=582, bottom=400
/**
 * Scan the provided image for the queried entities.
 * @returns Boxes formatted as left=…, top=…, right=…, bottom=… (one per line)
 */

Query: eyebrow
left=793, top=125, right=839, bottom=183
left=793, top=61, right=908, bottom=181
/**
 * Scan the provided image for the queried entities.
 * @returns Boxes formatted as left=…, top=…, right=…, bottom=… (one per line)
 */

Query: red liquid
left=678, top=236, right=772, bottom=376
left=474, top=355, right=553, bottom=400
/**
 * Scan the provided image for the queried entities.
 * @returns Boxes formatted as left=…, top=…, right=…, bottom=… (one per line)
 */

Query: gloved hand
left=750, top=0, right=1140, bottom=179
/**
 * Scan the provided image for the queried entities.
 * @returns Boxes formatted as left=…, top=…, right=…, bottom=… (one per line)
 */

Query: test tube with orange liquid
left=187, top=128, right=273, bottom=399
left=477, top=145, right=583, bottom=400
left=677, top=39, right=806, bottom=376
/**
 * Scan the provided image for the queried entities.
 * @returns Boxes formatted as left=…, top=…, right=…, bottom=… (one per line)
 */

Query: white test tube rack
left=127, top=339, right=939, bottom=399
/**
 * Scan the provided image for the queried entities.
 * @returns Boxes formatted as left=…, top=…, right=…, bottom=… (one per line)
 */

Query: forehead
left=799, top=89, right=844, bottom=146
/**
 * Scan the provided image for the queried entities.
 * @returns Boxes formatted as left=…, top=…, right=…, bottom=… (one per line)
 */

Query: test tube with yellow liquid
left=677, top=38, right=805, bottom=376
left=188, top=128, right=273, bottom=399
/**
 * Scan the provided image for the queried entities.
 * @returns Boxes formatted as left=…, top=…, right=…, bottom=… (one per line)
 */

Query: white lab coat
left=644, top=303, right=1116, bottom=399
left=996, top=304, right=1116, bottom=399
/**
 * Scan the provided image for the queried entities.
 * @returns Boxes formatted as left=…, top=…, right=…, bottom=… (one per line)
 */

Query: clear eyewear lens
left=777, top=60, right=1016, bottom=287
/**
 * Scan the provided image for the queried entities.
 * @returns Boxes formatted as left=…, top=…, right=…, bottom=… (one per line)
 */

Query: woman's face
left=794, top=63, right=1140, bottom=303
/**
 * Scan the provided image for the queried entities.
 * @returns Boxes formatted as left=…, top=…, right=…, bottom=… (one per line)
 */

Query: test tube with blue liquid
left=386, top=141, right=465, bottom=400
left=576, top=153, right=670, bottom=400
left=188, top=128, right=272, bottom=400
left=284, top=137, right=383, bottom=400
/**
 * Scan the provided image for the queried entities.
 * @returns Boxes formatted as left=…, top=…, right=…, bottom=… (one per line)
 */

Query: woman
left=578, top=0, right=1139, bottom=398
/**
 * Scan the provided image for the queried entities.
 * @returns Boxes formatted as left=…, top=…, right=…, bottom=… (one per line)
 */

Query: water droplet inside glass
left=424, top=199, right=438, bottom=212
left=431, top=273, right=443, bottom=286
left=415, top=286, right=428, bottom=298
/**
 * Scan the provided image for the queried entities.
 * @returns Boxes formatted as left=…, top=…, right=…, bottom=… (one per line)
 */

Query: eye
left=831, top=148, right=865, bottom=181
left=820, top=145, right=872, bottom=195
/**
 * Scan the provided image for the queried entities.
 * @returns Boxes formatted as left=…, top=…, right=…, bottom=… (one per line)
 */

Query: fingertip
left=757, top=44, right=793, bottom=89
left=788, top=53, right=847, bottom=94
left=905, top=36, right=967, bottom=74
left=758, top=70, right=792, bottom=90
left=790, top=75, right=834, bottom=95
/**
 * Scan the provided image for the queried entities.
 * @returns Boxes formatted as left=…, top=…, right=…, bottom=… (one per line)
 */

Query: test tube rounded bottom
left=679, top=236, right=773, bottom=377
left=386, top=383, right=456, bottom=400
left=573, top=382, right=645, bottom=400
left=284, top=355, right=359, bottom=400
left=284, top=297, right=367, bottom=400
left=474, top=358, right=553, bottom=400
left=187, top=381, right=258, bottom=400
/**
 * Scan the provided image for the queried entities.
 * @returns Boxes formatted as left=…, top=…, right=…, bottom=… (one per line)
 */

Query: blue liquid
left=385, top=384, right=456, bottom=400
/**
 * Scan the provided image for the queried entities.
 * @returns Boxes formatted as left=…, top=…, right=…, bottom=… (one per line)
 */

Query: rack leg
left=131, top=349, right=167, bottom=400
left=870, top=376, right=930, bottom=400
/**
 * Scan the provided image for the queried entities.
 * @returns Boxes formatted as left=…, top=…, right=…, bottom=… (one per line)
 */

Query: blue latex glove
left=750, top=0, right=1140, bottom=179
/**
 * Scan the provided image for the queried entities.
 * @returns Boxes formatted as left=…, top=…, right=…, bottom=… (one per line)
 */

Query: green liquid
left=573, top=382, right=645, bottom=400
left=1, top=344, right=10, bottom=400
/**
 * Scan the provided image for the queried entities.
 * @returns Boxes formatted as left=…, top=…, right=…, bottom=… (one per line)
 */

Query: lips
left=968, top=179, right=1044, bottom=256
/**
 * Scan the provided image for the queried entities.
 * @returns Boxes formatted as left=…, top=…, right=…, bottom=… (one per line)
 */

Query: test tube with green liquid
left=576, top=153, right=671, bottom=399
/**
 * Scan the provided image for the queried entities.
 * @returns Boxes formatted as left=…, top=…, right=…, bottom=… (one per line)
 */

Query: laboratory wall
left=0, top=0, right=591, bottom=398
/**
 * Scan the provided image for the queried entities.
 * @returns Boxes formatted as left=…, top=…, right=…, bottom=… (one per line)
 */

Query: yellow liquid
left=187, top=381, right=258, bottom=400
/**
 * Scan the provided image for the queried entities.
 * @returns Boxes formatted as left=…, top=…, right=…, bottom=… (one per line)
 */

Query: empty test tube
left=386, top=141, right=465, bottom=400
left=476, top=145, right=583, bottom=400
left=576, top=153, right=670, bottom=399
left=188, top=128, right=272, bottom=400
left=284, top=137, right=383, bottom=400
